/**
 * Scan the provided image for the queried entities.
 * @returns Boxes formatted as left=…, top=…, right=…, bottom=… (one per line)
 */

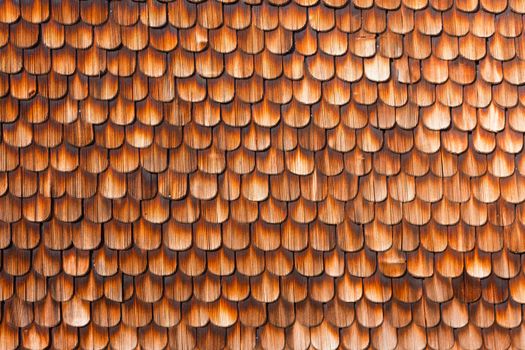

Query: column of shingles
left=0, top=0, right=178, bottom=349
left=368, top=0, right=525, bottom=349
left=454, top=0, right=525, bottom=349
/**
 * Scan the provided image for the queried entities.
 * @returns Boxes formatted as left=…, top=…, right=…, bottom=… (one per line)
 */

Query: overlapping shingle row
left=1, top=0, right=525, bottom=349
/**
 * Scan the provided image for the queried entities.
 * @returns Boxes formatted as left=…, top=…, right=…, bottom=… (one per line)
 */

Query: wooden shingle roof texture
left=1, top=0, right=525, bottom=349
